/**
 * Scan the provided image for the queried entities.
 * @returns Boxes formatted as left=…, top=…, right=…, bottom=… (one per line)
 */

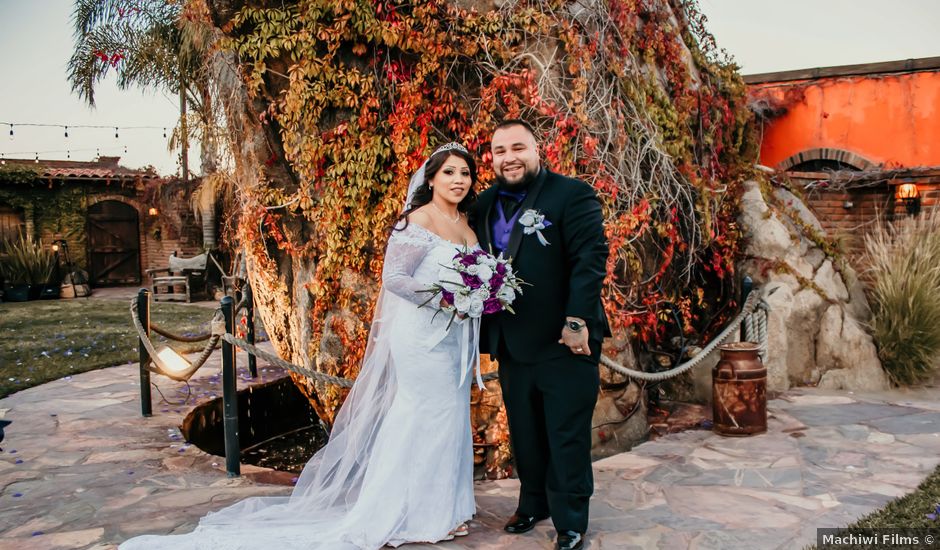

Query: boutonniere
left=518, top=209, right=552, bottom=246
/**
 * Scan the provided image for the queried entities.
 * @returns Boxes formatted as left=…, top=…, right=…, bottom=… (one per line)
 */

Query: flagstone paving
left=2, top=346, right=939, bottom=549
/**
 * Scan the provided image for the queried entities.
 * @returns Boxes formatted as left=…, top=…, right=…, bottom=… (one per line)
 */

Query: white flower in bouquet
left=453, top=289, right=473, bottom=313
left=476, top=264, right=493, bottom=282
left=468, top=296, right=485, bottom=317
left=497, top=284, right=516, bottom=303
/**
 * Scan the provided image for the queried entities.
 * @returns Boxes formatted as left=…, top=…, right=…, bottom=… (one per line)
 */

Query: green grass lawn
left=0, top=298, right=220, bottom=398
left=804, top=465, right=940, bottom=549
left=844, top=463, right=940, bottom=528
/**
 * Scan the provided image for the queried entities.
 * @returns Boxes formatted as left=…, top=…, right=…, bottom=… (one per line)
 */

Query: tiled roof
left=0, top=157, right=159, bottom=180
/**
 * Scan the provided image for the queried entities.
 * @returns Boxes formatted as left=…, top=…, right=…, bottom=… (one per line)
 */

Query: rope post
left=137, top=288, right=153, bottom=417
left=741, top=275, right=753, bottom=304
left=245, top=284, right=258, bottom=378
left=221, top=296, right=241, bottom=477
left=741, top=275, right=753, bottom=342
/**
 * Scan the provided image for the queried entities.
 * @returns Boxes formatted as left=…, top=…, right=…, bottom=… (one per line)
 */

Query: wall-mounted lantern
left=896, top=183, right=921, bottom=216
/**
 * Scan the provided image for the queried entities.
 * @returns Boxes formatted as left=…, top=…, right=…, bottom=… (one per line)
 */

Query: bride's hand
left=440, top=297, right=467, bottom=319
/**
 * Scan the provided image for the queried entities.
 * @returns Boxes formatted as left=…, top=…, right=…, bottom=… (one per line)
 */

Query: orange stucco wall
left=750, top=70, right=940, bottom=169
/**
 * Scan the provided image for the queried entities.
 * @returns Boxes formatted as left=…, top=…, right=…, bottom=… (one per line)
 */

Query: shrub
left=865, top=207, right=940, bottom=385
left=0, top=234, right=56, bottom=286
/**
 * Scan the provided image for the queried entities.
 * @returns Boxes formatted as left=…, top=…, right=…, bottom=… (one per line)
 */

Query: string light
left=0, top=121, right=178, bottom=165
left=1, top=121, right=172, bottom=145
left=1, top=145, right=132, bottom=156
left=1, top=121, right=167, bottom=131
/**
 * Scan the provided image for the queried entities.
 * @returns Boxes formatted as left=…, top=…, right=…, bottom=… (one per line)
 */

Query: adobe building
left=0, top=156, right=205, bottom=286
left=746, top=56, right=940, bottom=260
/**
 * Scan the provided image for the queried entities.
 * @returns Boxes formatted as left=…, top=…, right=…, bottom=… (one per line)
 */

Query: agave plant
left=1, top=234, right=57, bottom=286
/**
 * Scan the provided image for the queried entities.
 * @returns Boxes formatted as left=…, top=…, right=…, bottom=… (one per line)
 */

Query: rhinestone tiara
left=432, top=142, right=469, bottom=156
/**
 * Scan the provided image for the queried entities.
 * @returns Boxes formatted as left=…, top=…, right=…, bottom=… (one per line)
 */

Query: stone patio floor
left=2, top=339, right=940, bottom=549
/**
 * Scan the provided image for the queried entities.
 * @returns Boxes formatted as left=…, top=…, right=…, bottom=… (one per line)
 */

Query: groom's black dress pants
left=497, top=343, right=600, bottom=533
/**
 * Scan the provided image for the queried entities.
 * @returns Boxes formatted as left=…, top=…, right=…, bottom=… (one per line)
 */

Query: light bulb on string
left=67, top=150, right=71, bottom=159
left=64, top=126, right=69, bottom=138
left=163, top=128, right=167, bottom=139
left=34, top=153, right=39, bottom=163
left=96, top=147, right=100, bottom=159
left=8, top=125, right=12, bottom=140
left=115, top=127, right=119, bottom=139
left=124, top=145, right=128, bottom=154
left=1, top=153, right=5, bottom=165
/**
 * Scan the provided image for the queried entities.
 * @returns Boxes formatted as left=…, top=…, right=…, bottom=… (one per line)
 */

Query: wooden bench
left=147, top=252, right=209, bottom=302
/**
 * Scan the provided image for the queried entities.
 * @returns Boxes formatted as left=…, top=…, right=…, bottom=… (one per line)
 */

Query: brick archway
left=86, top=194, right=145, bottom=213
left=778, top=148, right=877, bottom=171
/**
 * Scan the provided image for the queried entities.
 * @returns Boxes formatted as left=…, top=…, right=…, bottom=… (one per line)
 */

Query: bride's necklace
left=431, top=202, right=461, bottom=224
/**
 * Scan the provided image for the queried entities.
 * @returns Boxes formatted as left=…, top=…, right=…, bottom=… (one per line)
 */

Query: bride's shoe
left=442, top=523, right=469, bottom=540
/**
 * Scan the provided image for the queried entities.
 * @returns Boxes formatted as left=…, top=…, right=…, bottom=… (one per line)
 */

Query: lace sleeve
left=382, top=224, right=441, bottom=309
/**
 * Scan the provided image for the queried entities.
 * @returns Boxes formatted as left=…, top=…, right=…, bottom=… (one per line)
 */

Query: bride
left=121, top=142, right=483, bottom=549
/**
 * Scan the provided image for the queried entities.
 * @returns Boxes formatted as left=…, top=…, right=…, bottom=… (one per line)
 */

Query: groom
left=473, top=119, right=609, bottom=550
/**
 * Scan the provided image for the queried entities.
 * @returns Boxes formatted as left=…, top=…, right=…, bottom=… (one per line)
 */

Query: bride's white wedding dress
left=121, top=222, right=480, bottom=550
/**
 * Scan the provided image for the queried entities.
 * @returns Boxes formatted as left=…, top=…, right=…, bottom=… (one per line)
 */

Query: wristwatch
left=565, top=319, right=586, bottom=332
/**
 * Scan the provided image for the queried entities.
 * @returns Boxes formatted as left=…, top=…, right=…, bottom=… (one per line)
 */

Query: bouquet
left=420, top=248, right=525, bottom=327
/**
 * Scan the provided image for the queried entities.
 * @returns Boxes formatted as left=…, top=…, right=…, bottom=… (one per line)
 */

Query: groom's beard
left=495, top=166, right=540, bottom=192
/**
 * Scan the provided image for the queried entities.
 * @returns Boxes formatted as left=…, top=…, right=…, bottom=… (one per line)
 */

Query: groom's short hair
left=495, top=118, right=537, bottom=138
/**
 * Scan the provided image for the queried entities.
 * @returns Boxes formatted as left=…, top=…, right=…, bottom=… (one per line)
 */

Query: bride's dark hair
left=394, top=148, right=478, bottom=231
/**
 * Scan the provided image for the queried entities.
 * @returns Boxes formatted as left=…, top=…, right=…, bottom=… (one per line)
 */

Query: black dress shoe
left=556, top=530, right=584, bottom=550
left=503, top=512, right=549, bottom=534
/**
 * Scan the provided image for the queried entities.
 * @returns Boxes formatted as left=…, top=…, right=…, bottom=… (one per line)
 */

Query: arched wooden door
left=87, top=200, right=141, bottom=285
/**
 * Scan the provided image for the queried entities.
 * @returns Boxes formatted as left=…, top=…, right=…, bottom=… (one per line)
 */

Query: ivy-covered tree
left=180, top=0, right=755, bottom=476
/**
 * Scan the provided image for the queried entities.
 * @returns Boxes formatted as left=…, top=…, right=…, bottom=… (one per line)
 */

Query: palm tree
left=67, top=0, right=220, bottom=178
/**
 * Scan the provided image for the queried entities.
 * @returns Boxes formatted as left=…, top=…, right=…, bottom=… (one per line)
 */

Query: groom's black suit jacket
left=472, top=168, right=611, bottom=363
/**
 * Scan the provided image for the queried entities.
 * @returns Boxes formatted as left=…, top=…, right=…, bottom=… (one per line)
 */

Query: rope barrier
left=216, top=289, right=767, bottom=387
left=599, top=290, right=769, bottom=382
left=149, top=324, right=214, bottom=343
left=219, top=334, right=355, bottom=388
left=130, top=297, right=224, bottom=381
left=147, top=293, right=250, bottom=343
left=132, top=287, right=769, bottom=388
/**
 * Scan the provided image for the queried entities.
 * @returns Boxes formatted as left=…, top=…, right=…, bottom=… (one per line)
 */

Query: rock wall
left=737, top=180, right=888, bottom=392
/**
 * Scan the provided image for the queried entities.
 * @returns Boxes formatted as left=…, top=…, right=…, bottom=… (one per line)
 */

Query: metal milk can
left=712, top=342, right=767, bottom=436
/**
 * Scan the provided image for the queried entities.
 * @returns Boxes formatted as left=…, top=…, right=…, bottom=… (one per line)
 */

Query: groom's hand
left=558, top=317, right=591, bottom=356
